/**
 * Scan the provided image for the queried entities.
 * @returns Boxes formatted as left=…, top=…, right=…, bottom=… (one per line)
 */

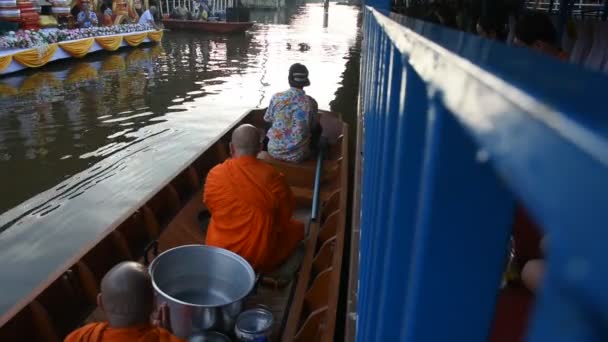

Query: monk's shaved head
left=99, top=261, right=153, bottom=327
left=231, top=124, right=261, bottom=157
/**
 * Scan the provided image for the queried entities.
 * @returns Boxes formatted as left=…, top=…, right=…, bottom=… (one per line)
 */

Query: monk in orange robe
left=64, top=262, right=183, bottom=342
left=204, top=124, right=305, bottom=274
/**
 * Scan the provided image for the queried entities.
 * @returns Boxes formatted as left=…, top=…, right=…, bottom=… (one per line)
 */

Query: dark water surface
left=0, top=2, right=360, bottom=320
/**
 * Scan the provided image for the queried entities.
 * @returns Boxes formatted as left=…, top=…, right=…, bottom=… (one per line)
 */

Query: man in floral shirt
left=264, top=63, right=320, bottom=163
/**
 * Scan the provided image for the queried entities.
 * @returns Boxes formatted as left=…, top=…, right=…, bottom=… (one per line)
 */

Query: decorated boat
left=0, top=25, right=163, bottom=75
left=0, top=108, right=348, bottom=341
left=0, top=44, right=162, bottom=95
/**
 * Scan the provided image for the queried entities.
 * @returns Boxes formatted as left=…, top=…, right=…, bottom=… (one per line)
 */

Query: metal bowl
left=149, top=245, right=256, bottom=338
left=188, top=331, right=231, bottom=342
left=235, top=307, right=274, bottom=341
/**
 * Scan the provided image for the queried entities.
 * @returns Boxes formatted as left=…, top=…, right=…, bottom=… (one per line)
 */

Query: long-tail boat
left=0, top=108, right=349, bottom=342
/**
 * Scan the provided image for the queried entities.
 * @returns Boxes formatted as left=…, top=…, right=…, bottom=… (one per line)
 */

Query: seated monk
left=204, top=124, right=305, bottom=275
left=64, top=261, right=182, bottom=342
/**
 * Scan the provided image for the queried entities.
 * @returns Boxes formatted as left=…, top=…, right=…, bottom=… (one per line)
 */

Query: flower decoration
left=0, top=23, right=153, bottom=50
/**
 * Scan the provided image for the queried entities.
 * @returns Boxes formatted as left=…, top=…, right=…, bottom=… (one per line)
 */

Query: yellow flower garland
left=0, top=55, right=12, bottom=72
left=95, top=36, right=124, bottom=51
left=123, top=32, right=147, bottom=46
left=59, top=38, right=95, bottom=58
left=147, top=30, right=163, bottom=42
left=13, top=44, right=58, bottom=68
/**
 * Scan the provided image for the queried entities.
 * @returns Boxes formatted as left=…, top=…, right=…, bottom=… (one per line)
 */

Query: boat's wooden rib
left=0, top=108, right=349, bottom=342
left=281, top=118, right=349, bottom=342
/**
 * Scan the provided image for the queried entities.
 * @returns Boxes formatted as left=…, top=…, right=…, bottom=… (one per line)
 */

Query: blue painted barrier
left=355, top=5, right=608, bottom=342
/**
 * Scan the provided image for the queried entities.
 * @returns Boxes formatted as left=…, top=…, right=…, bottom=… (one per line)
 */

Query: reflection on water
left=0, top=3, right=359, bottom=219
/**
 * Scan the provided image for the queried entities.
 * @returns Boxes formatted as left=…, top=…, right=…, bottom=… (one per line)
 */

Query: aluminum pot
left=149, top=244, right=256, bottom=338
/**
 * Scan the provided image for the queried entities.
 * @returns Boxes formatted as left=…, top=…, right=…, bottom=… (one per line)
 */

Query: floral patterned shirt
left=77, top=11, right=98, bottom=28
left=264, top=88, right=313, bottom=163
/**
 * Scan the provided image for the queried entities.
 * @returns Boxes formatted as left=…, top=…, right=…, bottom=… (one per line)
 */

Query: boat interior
left=0, top=108, right=349, bottom=342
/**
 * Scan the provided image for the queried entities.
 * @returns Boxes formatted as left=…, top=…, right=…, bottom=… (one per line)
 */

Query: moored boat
left=162, top=18, right=254, bottom=33
left=0, top=29, right=164, bottom=76
left=0, top=108, right=349, bottom=341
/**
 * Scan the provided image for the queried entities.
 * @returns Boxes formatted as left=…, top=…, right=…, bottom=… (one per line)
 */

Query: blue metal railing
left=355, top=5, right=608, bottom=342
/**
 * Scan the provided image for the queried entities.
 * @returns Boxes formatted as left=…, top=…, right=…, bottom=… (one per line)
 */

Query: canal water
left=0, top=3, right=360, bottom=220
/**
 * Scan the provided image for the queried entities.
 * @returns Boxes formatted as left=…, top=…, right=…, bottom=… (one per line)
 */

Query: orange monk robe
left=64, top=323, right=184, bottom=342
left=203, top=156, right=305, bottom=273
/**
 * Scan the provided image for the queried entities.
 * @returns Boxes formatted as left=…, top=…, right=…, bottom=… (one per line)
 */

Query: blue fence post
left=361, top=37, right=399, bottom=340
left=402, top=96, right=514, bottom=341
left=357, top=13, right=382, bottom=338
left=373, top=61, right=430, bottom=340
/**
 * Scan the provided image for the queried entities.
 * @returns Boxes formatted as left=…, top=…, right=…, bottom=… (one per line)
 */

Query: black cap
left=288, top=63, right=310, bottom=87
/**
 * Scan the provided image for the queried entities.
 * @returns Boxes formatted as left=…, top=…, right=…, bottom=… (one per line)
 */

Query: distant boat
left=162, top=19, right=254, bottom=33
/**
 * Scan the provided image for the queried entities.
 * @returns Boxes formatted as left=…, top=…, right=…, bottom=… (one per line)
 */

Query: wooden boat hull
left=0, top=108, right=348, bottom=342
left=162, top=19, right=254, bottom=33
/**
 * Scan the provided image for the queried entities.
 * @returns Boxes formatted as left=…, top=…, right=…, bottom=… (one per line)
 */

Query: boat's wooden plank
left=0, top=302, right=58, bottom=342
left=313, top=236, right=336, bottom=277
left=320, top=190, right=341, bottom=224
left=157, top=190, right=207, bottom=253
left=281, top=220, right=321, bottom=341
left=117, top=211, right=153, bottom=260
left=319, top=211, right=340, bottom=245
left=291, top=186, right=336, bottom=206
left=294, top=306, right=328, bottom=342
left=75, top=262, right=100, bottom=307
left=36, top=273, right=91, bottom=337
left=320, top=123, right=349, bottom=342
left=304, top=267, right=332, bottom=313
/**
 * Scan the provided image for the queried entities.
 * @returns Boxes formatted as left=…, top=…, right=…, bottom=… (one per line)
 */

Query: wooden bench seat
left=257, top=151, right=341, bottom=188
